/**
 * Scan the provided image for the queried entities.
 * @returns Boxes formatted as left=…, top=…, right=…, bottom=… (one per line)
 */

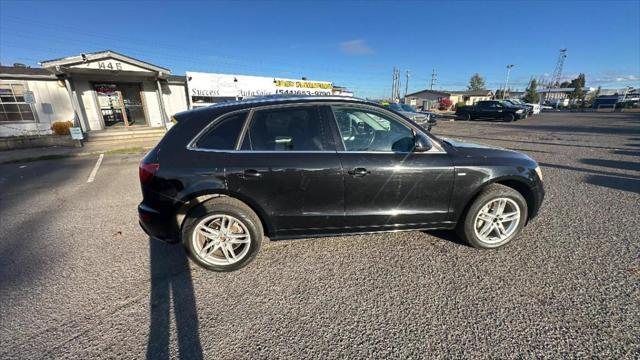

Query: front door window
left=94, top=83, right=147, bottom=128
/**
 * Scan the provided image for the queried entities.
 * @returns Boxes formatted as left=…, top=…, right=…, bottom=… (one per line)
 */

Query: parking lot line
left=87, top=153, right=104, bottom=183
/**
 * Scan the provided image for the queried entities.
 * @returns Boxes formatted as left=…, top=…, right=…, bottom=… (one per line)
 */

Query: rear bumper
left=138, top=203, right=180, bottom=243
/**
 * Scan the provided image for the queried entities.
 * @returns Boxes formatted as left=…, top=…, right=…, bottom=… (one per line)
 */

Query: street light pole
left=503, top=64, right=514, bottom=99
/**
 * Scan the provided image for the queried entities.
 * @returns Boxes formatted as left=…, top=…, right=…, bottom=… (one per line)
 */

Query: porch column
left=62, top=76, right=88, bottom=132
left=156, top=78, right=168, bottom=127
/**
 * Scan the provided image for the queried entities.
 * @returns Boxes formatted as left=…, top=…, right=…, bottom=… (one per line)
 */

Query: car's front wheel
left=457, top=184, right=528, bottom=249
left=182, top=197, right=263, bottom=271
left=503, top=113, right=515, bottom=122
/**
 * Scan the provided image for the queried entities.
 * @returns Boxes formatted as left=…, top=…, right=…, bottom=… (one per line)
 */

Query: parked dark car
left=456, top=100, right=527, bottom=122
left=139, top=96, right=544, bottom=271
left=385, top=103, right=437, bottom=131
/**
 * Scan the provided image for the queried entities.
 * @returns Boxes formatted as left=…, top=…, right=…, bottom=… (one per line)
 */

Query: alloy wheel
left=192, top=214, right=251, bottom=266
left=473, top=198, right=521, bottom=244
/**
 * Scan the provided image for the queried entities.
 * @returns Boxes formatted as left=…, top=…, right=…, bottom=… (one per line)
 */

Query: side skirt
left=270, top=222, right=457, bottom=241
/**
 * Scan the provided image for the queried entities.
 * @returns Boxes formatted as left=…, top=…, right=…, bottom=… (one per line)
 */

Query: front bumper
left=529, top=180, right=545, bottom=221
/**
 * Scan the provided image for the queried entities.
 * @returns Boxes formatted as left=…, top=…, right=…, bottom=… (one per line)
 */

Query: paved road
left=1, top=112, right=638, bottom=358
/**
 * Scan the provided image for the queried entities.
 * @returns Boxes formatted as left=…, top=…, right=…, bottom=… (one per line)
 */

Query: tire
left=182, top=197, right=263, bottom=272
left=457, top=112, right=471, bottom=121
left=456, top=184, right=528, bottom=249
left=503, top=113, right=515, bottom=122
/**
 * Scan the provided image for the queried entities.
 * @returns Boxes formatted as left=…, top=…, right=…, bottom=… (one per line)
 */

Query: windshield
left=388, top=103, right=403, bottom=111
left=401, top=104, right=417, bottom=112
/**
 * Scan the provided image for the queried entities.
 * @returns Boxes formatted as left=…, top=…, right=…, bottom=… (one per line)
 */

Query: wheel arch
left=176, top=190, right=274, bottom=238
left=456, top=176, right=536, bottom=224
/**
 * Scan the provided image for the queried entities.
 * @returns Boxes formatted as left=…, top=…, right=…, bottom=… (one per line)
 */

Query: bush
left=438, top=98, right=453, bottom=110
left=51, top=121, right=73, bottom=135
left=455, top=101, right=466, bottom=109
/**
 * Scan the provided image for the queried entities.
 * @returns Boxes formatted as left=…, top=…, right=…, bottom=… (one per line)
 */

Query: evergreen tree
left=468, top=73, right=486, bottom=91
left=524, top=79, right=540, bottom=103
left=569, top=74, right=586, bottom=100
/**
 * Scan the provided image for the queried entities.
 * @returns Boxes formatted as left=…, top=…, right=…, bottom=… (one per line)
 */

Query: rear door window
left=244, top=106, right=325, bottom=151
left=196, top=112, right=248, bottom=150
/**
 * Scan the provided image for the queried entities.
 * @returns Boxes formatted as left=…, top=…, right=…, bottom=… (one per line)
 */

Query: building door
left=119, top=83, right=147, bottom=127
left=94, top=83, right=148, bottom=128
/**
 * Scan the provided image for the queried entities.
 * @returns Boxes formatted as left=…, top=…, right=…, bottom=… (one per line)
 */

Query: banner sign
left=186, top=72, right=332, bottom=106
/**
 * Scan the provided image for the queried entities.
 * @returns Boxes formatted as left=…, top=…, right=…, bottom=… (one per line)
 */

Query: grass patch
left=2, top=154, right=74, bottom=164
left=103, top=146, right=147, bottom=155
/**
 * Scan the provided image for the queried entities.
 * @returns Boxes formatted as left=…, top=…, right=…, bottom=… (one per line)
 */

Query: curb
left=0, top=146, right=153, bottom=165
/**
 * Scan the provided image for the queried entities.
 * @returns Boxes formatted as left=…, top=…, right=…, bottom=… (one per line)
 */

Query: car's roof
left=175, top=95, right=382, bottom=120
left=207, top=95, right=376, bottom=109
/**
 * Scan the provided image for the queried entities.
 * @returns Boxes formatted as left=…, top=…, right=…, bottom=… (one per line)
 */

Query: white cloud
left=339, top=39, right=375, bottom=55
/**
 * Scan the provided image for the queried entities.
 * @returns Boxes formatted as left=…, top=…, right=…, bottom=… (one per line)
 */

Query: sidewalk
left=0, top=140, right=157, bottom=164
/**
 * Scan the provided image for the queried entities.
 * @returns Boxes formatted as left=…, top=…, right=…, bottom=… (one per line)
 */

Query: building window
left=0, top=83, right=35, bottom=122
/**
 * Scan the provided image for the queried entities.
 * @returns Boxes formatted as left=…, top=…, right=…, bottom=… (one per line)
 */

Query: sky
left=0, top=0, right=638, bottom=98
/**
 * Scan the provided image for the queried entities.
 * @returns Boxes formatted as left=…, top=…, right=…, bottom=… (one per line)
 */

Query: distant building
left=537, top=87, right=595, bottom=103
left=0, top=50, right=188, bottom=137
left=505, top=91, right=525, bottom=99
left=1, top=50, right=338, bottom=137
left=405, top=89, right=494, bottom=109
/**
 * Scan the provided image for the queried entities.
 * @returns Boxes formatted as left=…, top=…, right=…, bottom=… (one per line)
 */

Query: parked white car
left=509, top=99, right=541, bottom=114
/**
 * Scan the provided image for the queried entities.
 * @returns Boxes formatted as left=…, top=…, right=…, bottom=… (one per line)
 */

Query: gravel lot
left=1, top=112, right=638, bottom=358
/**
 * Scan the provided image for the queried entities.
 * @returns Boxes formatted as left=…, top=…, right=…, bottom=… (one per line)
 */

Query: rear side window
left=196, top=112, right=248, bottom=150
left=244, top=106, right=324, bottom=151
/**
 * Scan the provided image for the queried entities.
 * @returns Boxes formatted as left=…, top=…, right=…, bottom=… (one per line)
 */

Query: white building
left=0, top=50, right=188, bottom=137
left=186, top=72, right=333, bottom=108
left=1, top=50, right=343, bottom=138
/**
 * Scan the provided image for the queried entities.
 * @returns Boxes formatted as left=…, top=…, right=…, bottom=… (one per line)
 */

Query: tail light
left=139, top=163, right=159, bottom=184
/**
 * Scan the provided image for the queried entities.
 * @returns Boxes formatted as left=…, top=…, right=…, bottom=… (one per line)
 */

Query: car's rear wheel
left=503, top=113, right=515, bottom=122
left=457, top=184, right=528, bottom=249
left=182, top=197, right=263, bottom=271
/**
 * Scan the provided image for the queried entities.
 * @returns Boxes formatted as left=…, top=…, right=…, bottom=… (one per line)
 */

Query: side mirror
left=414, top=132, right=432, bottom=152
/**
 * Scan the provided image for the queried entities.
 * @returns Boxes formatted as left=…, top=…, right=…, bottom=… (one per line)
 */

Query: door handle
left=243, top=169, right=261, bottom=178
left=348, top=167, right=370, bottom=177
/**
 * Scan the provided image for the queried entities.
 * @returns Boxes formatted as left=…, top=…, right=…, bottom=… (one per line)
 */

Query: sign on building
left=186, top=72, right=332, bottom=108
left=23, top=90, right=35, bottom=104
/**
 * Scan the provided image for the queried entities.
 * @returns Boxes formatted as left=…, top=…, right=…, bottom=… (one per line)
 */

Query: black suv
left=139, top=96, right=544, bottom=271
left=456, top=100, right=527, bottom=122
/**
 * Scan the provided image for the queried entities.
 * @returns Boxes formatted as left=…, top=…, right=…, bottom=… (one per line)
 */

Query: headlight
left=534, top=166, right=543, bottom=181
left=516, top=109, right=524, bottom=114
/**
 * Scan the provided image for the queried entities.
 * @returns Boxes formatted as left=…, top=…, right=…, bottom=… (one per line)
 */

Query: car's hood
left=442, top=137, right=532, bottom=160
left=400, top=111, right=427, bottom=119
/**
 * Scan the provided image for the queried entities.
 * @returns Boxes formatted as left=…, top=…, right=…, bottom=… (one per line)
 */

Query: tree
left=524, top=79, right=540, bottom=104
left=568, top=73, right=586, bottom=100
left=468, top=73, right=486, bottom=91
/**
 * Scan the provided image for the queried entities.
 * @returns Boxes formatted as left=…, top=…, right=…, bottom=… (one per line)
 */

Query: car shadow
left=585, top=174, right=640, bottom=194
left=580, top=158, right=640, bottom=171
left=147, top=238, right=203, bottom=360
left=422, top=229, right=470, bottom=247
left=612, top=149, right=640, bottom=157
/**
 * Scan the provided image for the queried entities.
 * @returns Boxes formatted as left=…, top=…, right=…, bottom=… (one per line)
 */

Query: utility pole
left=391, top=67, right=401, bottom=102
left=404, top=70, right=410, bottom=99
left=430, top=68, right=437, bottom=90
left=391, top=67, right=397, bottom=101
left=503, top=64, right=514, bottom=99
